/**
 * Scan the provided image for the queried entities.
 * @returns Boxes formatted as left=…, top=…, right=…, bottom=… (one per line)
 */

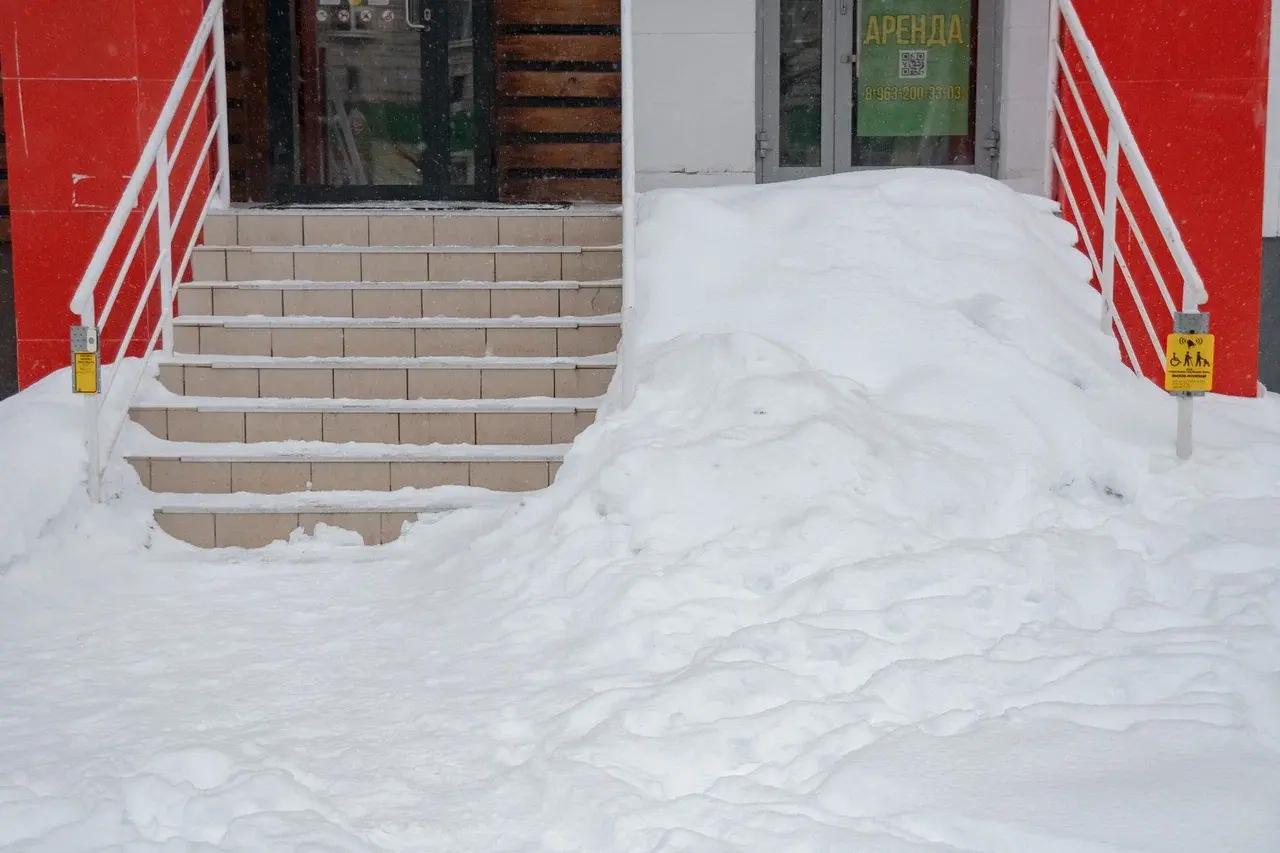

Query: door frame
left=265, top=0, right=496, bottom=204
left=758, top=0, right=1002, bottom=182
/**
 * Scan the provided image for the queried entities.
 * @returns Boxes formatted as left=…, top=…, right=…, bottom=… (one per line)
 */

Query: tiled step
left=191, top=244, right=623, bottom=283
left=177, top=280, right=623, bottom=318
left=130, top=399, right=599, bottom=445
left=129, top=445, right=566, bottom=495
left=205, top=209, right=621, bottom=249
left=157, top=354, right=617, bottom=400
left=172, top=315, right=623, bottom=358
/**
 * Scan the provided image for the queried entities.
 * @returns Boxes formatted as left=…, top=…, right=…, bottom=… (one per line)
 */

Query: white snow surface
left=2, top=170, right=1280, bottom=851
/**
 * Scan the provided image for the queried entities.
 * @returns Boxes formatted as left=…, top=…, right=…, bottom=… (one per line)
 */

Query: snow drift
left=1, top=171, right=1278, bottom=851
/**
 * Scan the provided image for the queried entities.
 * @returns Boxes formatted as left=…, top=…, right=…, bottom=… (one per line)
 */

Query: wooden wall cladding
left=223, top=0, right=271, bottom=202
left=494, top=0, right=622, bottom=204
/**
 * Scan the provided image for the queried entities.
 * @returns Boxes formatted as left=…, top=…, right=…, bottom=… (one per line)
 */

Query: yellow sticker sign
left=1164, top=333, right=1215, bottom=393
left=72, top=352, right=99, bottom=395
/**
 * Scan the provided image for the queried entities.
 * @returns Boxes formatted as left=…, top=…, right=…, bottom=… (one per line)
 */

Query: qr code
left=899, top=49, right=928, bottom=79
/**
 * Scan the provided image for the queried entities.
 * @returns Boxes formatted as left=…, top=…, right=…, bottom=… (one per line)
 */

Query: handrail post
left=1099, top=128, right=1120, bottom=332
left=81, top=303, right=102, bottom=503
left=212, top=3, right=232, bottom=209
left=619, top=0, right=637, bottom=402
left=155, top=144, right=176, bottom=354
left=1042, top=0, right=1062, bottom=197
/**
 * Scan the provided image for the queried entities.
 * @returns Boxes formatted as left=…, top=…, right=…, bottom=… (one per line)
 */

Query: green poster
left=857, top=1, right=973, bottom=138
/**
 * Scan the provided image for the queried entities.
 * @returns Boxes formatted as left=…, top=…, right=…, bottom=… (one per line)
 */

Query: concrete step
left=158, top=354, right=616, bottom=399
left=128, top=444, right=568, bottom=496
left=171, top=315, right=623, bottom=358
left=130, top=398, right=599, bottom=445
left=191, top=244, right=622, bottom=283
left=205, top=208, right=621, bottom=249
left=157, top=506, right=430, bottom=548
left=177, top=280, right=623, bottom=318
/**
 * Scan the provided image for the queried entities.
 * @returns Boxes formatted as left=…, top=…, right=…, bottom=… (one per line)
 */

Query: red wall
left=0, top=0, right=207, bottom=387
left=1062, top=0, right=1271, bottom=397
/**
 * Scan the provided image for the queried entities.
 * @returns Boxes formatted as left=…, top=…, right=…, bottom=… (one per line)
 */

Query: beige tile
left=231, top=461, right=311, bottom=494
left=564, top=216, right=623, bottom=246
left=183, top=367, right=259, bottom=397
left=177, top=287, right=213, bottom=316
left=558, top=325, right=621, bottom=356
left=491, top=289, right=559, bottom=317
left=272, top=328, right=345, bottom=358
left=150, top=460, right=232, bottom=493
left=304, top=215, right=369, bottom=246
left=344, top=328, right=415, bottom=358
left=551, top=411, right=595, bottom=443
left=429, top=253, right=495, bottom=282
left=482, top=369, right=554, bottom=399
left=173, top=325, right=200, bottom=354
left=227, top=251, right=295, bottom=281
left=361, top=253, right=429, bottom=282
left=130, top=408, right=168, bottom=439
left=369, top=216, right=434, bottom=246
left=156, top=512, right=216, bottom=548
left=129, top=458, right=151, bottom=489
left=476, top=413, right=552, bottom=445
left=486, top=328, right=558, bottom=357
left=435, top=216, right=498, bottom=246
left=323, top=412, right=399, bottom=444
left=237, top=214, right=302, bottom=246
left=215, top=513, right=300, bottom=548
left=557, top=367, right=614, bottom=398
left=421, top=289, right=490, bottom=318
left=560, top=286, right=623, bottom=316
left=381, top=512, right=420, bottom=543
left=353, top=289, right=423, bottom=318
left=497, top=253, right=562, bottom=282
left=333, top=369, right=407, bottom=400
left=199, top=326, right=272, bottom=356
left=300, top=513, right=381, bottom=545
left=212, top=288, right=284, bottom=317
left=158, top=363, right=185, bottom=394
left=191, top=250, right=227, bottom=281
left=415, top=328, right=486, bottom=357
left=246, top=412, right=324, bottom=442
left=259, top=369, right=334, bottom=398
left=499, top=217, right=563, bottom=246
left=470, top=462, right=549, bottom=492
left=284, top=288, right=354, bottom=318
left=390, top=462, right=469, bottom=490
left=295, top=252, right=361, bottom=282
left=167, top=410, right=246, bottom=442
left=311, top=462, right=391, bottom=491
left=202, top=215, right=237, bottom=245
left=399, top=412, right=476, bottom=444
left=407, top=369, right=482, bottom=400
left=562, top=250, right=622, bottom=281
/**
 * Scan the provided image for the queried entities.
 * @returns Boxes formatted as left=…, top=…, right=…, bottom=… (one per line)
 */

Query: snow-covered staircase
left=127, top=208, right=621, bottom=547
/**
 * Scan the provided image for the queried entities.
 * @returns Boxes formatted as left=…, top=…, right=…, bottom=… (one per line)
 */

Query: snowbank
left=0, top=171, right=1278, bottom=851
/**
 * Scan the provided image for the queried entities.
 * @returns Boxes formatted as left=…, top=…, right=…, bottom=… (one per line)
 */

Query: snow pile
left=1, top=171, right=1278, bottom=851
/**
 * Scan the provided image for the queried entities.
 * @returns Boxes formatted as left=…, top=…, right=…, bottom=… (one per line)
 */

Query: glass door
left=267, top=0, right=495, bottom=202
left=762, top=0, right=996, bottom=182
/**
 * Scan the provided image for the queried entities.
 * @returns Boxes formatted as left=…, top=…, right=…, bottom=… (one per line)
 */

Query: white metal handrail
left=1045, top=0, right=1208, bottom=458
left=70, top=0, right=231, bottom=500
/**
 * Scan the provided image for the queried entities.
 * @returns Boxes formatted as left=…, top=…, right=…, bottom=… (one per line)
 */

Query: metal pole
left=1042, top=0, right=1063, bottom=198
left=211, top=3, right=233, bottom=209
left=1099, top=129, right=1120, bottom=333
left=619, top=0, right=637, bottom=401
left=81, top=307, right=102, bottom=503
left=155, top=145, right=176, bottom=355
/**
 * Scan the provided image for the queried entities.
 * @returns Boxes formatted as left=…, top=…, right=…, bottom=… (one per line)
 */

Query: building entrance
left=266, top=0, right=495, bottom=203
left=760, top=0, right=998, bottom=182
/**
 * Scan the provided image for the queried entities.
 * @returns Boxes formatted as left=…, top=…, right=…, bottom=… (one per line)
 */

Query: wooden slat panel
left=497, top=34, right=620, bottom=63
left=501, top=177, right=621, bottom=203
left=495, top=0, right=619, bottom=26
left=500, top=143, right=621, bottom=170
left=498, top=107, right=621, bottom=135
left=499, top=71, right=620, bottom=99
